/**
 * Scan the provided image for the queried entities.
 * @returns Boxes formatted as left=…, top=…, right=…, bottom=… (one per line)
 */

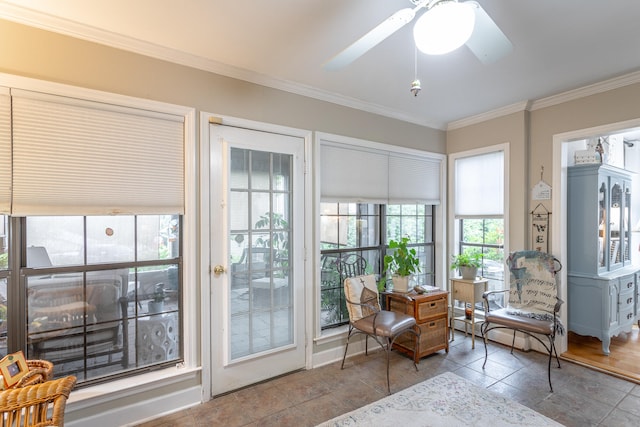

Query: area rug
left=316, top=372, right=563, bottom=427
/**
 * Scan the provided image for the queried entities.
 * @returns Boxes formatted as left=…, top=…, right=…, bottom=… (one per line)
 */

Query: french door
left=209, top=124, right=305, bottom=395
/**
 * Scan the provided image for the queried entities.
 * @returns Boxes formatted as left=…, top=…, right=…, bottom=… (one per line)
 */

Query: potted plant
left=383, top=237, right=421, bottom=292
left=450, top=252, right=482, bottom=280
left=148, top=283, right=166, bottom=314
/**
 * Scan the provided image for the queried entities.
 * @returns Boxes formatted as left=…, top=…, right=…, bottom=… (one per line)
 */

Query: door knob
left=213, top=265, right=225, bottom=274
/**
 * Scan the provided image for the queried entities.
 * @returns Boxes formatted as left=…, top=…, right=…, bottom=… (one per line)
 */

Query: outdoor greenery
left=319, top=203, right=435, bottom=329
left=459, top=218, right=504, bottom=262
left=254, top=212, right=289, bottom=258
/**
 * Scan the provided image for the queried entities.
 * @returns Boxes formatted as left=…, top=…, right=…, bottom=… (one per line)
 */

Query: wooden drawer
left=388, top=298, right=413, bottom=315
left=416, top=297, right=447, bottom=321
left=394, top=317, right=448, bottom=356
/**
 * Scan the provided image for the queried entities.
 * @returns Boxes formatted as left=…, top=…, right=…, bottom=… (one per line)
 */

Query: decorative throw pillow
left=344, top=275, right=379, bottom=321
left=360, top=286, right=379, bottom=318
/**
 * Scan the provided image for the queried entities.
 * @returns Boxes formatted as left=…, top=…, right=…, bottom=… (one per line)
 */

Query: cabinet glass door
left=598, top=180, right=607, bottom=269
left=609, top=180, right=623, bottom=268
left=622, top=180, right=632, bottom=264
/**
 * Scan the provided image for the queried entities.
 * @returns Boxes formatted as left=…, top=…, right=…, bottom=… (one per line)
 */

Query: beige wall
left=448, top=83, right=640, bottom=254
left=0, top=19, right=445, bottom=152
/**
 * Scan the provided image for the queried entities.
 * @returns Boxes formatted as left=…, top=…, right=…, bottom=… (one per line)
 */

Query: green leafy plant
left=383, top=237, right=421, bottom=277
left=450, top=252, right=482, bottom=270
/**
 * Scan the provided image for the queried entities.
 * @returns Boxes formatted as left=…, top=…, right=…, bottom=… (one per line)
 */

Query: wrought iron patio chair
left=341, top=274, right=419, bottom=394
left=336, top=253, right=367, bottom=282
left=481, top=250, right=563, bottom=391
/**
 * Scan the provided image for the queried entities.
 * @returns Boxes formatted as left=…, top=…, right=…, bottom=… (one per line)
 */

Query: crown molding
left=447, top=71, right=640, bottom=130
left=8, top=2, right=638, bottom=132
left=446, top=101, right=530, bottom=131
left=529, top=70, right=640, bottom=111
left=0, top=3, right=443, bottom=130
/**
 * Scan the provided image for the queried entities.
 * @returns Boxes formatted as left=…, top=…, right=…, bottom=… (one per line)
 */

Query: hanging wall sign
left=531, top=203, right=550, bottom=252
left=532, top=180, right=552, bottom=200
left=532, top=166, right=552, bottom=200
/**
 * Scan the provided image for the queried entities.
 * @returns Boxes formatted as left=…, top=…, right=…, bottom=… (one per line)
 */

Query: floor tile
left=137, top=331, right=640, bottom=426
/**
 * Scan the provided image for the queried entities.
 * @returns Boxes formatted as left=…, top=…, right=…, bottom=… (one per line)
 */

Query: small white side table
left=450, top=277, right=489, bottom=349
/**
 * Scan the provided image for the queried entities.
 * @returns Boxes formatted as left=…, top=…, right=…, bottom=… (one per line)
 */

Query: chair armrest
left=553, top=297, right=564, bottom=314
left=481, top=289, right=509, bottom=312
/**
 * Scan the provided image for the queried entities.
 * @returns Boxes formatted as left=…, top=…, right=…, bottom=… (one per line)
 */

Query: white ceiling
left=2, top=0, right=640, bottom=130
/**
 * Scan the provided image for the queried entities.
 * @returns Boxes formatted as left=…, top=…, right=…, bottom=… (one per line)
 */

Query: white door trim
left=199, top=113, right=312, bottom=400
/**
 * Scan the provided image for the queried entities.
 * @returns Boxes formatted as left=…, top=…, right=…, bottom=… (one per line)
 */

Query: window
left=0, top=82, right=190, bottom=386
left=320, top=203, right=435, bottom=329
left=0, top=215, right=181, bottom=384
left=0, top=215, right=8, bottom=357
left=457, top=218, right=504, bottom=293
left=452, top=149, right=506, bottom=308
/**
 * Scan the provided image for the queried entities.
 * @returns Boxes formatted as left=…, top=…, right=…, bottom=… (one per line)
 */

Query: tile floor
left=136, top=331, right=640, bottom=426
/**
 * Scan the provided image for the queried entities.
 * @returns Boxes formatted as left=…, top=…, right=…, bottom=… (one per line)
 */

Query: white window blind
left=11, top=89, right=185, bottom=216
left=0, top=87, right=10, bottom=214
left=389, top=154, right=441, bottom=204
left=320, top=143, right=389, bottom=203
left=454, top=150, right=504, bottom=217
left=320, top=140, right=442, bottom=205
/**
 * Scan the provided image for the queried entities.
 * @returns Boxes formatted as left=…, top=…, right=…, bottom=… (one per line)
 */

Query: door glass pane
left=229, top=148, right=293, bottom=360
left=230, top=148, right=249, bottom=189
left=251, top=150, right=270, bottom=190
left=272, top=153, right=290, bottom=192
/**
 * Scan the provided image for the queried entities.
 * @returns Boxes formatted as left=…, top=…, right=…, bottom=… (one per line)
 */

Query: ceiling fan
left=324, top=0, right=512, bottom=70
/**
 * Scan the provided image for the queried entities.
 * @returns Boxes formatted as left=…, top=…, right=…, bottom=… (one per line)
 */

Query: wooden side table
left=385, top=290, right=449, bottom=363
left=450, top=277, right=489, bottom=349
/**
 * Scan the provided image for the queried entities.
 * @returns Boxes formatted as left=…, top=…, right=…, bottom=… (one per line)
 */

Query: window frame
left=0, top=72, right=197, bottom=391
left=1, top=215, right=184, bottom=387
left=448, top=144, right=509, bottom=308
left=319, top=203, right=436, bottom=330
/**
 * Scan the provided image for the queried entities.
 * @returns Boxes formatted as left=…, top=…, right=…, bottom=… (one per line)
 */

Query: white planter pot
left=392, top=275, right=411, bottom=293
left=148, top=301, right=164, bottom=314
left=459, top=266, right=478, bottom=280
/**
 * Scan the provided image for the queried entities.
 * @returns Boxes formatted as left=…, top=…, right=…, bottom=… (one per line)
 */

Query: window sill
left=314, top=324, right=348, bottom=346
left=67, top=365, right=202, bottom=409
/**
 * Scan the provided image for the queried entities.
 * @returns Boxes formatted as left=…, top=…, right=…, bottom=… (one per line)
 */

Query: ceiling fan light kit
left=413, top=0, right=476, bottom=55
left=323, top=0, right=511, bottom=70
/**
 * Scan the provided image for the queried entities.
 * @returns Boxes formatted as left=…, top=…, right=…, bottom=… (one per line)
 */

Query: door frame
left=199, top=112, right=313, bottom=400
left=552, top=117, right=640, bottom=356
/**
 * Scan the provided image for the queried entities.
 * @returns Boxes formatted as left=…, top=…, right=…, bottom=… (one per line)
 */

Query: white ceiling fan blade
left=465, top=1, right=513, bottom=64
left=324, top=7, right=416, bottom=71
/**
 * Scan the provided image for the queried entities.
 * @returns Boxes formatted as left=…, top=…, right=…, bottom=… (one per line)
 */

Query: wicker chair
left=15, top=360, right=54, bottom=388
left=0, top=375, right=76, bottom=427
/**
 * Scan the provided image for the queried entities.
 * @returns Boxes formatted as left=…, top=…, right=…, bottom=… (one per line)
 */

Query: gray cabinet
left=568, top=164, right=638, bottom=355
